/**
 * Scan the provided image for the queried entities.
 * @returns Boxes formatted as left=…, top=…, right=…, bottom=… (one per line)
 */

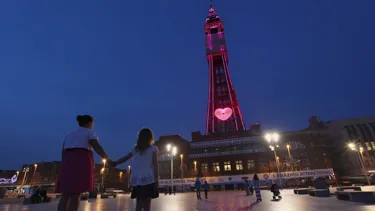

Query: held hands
left=105, top=152, right=133, bottom=168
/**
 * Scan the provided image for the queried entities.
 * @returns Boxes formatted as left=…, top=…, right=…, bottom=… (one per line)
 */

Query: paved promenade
left=0, top=190, right=373, bottom=211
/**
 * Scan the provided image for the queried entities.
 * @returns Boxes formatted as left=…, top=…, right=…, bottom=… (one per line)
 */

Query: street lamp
left=348, top=143, right=371, bottom=185
left=119, top=172, right=123, bottom=182
left=20, top=167, right=30, bottom=193
left=101, top=159, right=106, bottom=192
left=286, top=144, right=294, bottom=174
left=265, top=132, right=282, bottom=188
left=166, top=144, right=177, bottom=193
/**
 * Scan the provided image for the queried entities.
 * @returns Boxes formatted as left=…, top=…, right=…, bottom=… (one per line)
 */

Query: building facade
left=0, top=161, right=129, bottom=192
left=155, top=116, right=337, bottom=188
left=324, top=116, right=375, bottom=177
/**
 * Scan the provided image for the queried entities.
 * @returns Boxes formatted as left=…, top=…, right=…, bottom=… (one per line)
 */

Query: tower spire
left=207, top=0, right=218, bottom=20
left=204, top=2, right=246, bottom=134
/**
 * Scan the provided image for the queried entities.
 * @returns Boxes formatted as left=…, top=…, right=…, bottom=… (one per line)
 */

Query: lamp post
left=180, top=154, right=184, bottom=192
left=348, top=143, right=371, bottom=185
left=20, top=167, right=30, bottom=194
left=32, top=164, right=38, bottom=184
left=166, top=144, right=177, bottom=193
left=265, top=133, right=282, bottom=188
left=286, top=144, right=294, bottom=174
left=119, top=171, right=123, bottom=182
left=101, top=159, right=106, bottom=192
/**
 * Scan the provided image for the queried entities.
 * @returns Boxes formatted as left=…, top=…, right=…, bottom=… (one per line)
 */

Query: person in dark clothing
left=253, top=174, right=262, bottom=202
left=270, top=182, right=282, bottom=200
left=202, top=181, right=209, bottom=199
left=194, top=178, right=202, bottom=199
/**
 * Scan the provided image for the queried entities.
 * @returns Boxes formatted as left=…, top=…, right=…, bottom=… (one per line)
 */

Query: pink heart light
left=215, top=107, right=233, bottom=121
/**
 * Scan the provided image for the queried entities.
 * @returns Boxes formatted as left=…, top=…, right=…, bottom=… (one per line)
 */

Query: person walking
left=195, top=178, right=202, bottom=199
left=113, top=128, right=159, bottom=211
left=253, top=174, right=262, bottom=202
left=244, top=179, right=250, bottom=195
left=202, top=181, right=209, bottom=199
left=56, top=115, right=112, bottom=211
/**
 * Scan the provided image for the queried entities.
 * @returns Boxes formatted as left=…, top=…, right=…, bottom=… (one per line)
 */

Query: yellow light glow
left=102, top=159, right=106, bottom=164
left=166, top=144, right=171, bottom=151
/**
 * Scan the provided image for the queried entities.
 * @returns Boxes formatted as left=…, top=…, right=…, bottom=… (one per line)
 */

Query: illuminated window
left=224, top=161, right=231, bottom=171
left=247, top=160, right=255, bottom=169
left=213, top=162, right=220, bottom=172
left=201, top=163, right=209, bottom=173
left=235, top=160, right=243, bottom=170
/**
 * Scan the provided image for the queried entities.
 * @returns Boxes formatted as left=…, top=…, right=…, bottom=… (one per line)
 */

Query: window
left=235, top=160, right=243, bottom=170
left=224, top=161, right=231, bottom=171
left=247, top=160, right=255, bottom=169
left=213, top=162, right=220, bottom=172
left=201, top=163, right=209, bottom=173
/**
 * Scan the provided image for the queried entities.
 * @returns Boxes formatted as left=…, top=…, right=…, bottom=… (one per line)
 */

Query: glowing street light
left=20, top=167, right=30, bottom=193
left=119, top=172, right=123, bottom=182
left=101, top=159, right=107, bottom=192
left=286, top=144, right=294, bottom=174
left=166, top=144, right=178, bottom=193
left=347, top=143, right=371, bottom=185
left=264, top=132, right=282, bottom=188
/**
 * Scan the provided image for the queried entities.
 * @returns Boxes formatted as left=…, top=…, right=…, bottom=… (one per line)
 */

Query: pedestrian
left=202, top=181, right=209, bottom=199
left=56, top=115, right=113, bottom=211
left=248, top=180, right=254, bottom=195
left=113, top=128, right=159, bottom=211
left=253, top=174, right=262, bottom=202
left=195, top=177, right=202, bottom=199
left=244, top=179, right=250, bottom=195
left=270, top=181, right=282, bottom=200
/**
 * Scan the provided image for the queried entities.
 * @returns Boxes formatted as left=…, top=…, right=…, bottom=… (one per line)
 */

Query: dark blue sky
left=0, top=0, right=374, bottom=169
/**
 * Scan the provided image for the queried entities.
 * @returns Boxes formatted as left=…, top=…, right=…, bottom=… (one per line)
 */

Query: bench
left=336, top=187, right=361, bottom=192
left=308, top=189, right=330, bottom=197
left=294, top=188, right=314, bottom=194
left=336, top=191, right=375, bottom=203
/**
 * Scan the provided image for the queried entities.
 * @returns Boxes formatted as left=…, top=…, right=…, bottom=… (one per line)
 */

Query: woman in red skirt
left=56, top=115, right=112, bottom=211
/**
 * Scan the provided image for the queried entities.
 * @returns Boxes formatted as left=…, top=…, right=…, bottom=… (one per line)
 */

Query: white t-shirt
left=129, top=145, right=158, bottom=186
left=63, top=127, right=98, bottom=150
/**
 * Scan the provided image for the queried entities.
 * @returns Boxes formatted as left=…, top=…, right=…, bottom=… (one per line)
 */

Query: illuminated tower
left=205, top=5, right=246, bottom=134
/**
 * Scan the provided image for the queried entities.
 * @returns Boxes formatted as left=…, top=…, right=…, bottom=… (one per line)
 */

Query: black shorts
left=131, top=183, right=159, bottom=199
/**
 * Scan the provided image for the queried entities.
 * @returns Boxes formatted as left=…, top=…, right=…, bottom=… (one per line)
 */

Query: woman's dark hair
left=135, top=128, right=154, bottom=154
left=76, top=115, right=94, bottom=127
left=253, top=174, right=259, bottom=180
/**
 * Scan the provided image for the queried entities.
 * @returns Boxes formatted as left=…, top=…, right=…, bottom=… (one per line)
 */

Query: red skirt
left=55, top=148, right=94, bottom=194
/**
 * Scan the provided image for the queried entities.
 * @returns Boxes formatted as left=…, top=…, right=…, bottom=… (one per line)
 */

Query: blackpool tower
left=205, top=5, right=246, bottom=134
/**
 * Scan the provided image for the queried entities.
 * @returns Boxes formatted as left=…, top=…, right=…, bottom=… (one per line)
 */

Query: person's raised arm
left=152, top=148, right=159, bottom=184
left=114, top=152, right=133, bottom=166
left=89, top=139, right=109, bottom=160
left=87, top=131, right=109, bottom=160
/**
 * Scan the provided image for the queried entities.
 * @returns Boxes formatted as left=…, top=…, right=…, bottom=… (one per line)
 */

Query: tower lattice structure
left=204, top=5, right=246, bottom=134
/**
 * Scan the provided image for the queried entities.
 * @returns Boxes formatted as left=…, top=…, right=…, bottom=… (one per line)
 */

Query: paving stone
left=0, top=190, right=373, bottom=211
